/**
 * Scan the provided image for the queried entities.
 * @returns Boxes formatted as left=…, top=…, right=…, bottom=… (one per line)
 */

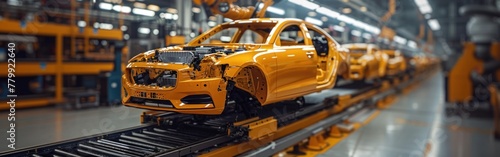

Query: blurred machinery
left=445, top=3, right=500, bottom=139
left=193, top=0, right=281, bottom=20
left=99, top=42, right=125, bottom=106
left=0, top=0, right=123, bottom=110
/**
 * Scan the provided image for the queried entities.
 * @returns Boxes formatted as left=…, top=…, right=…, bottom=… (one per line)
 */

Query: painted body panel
left=381, top=50, right=407, bottom=76
left=122, top=18, right=348, bottom=115
left=342, top=43, right=388, bottom=80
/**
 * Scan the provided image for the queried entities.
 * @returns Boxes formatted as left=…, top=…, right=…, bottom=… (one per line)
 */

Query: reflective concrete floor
left=1, top=71, right=499, bottom=156
left=319, top=72, right=500, bottom=157
left=0, top=105, right=144, bottom=152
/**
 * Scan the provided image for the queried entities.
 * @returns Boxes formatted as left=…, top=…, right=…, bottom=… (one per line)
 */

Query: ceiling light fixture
left=166, top=8, right=178, bottom=14
left=258, top=3, right=285, bottom=15
left=99, top=3, right=112, bottom=10
left=133, top=2, right=146, bottom=8
left=305, top=17, right=323, bottom=26
left=192, top=7, right=201, bottom=13
left=147, top=4, right=160, bottom=11
left=133, top=8, right=155, bottom=16
left=289, top=0, right=319, bottom=10
left=428, top=19, right=440, bottom=30
left=316, top=7, right=340, bottom=19
left=342, top=8, right=352, bottom=14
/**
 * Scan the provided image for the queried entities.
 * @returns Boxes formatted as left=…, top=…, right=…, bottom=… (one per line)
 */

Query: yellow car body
left=342, top=43, right=388, bottom=80
left=122, top=18, right=349, bottom=115
left=381, top=49, right=407, bottom=76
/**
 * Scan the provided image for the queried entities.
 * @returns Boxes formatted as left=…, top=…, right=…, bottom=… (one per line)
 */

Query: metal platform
left=0, top=68, right=435, bottom=157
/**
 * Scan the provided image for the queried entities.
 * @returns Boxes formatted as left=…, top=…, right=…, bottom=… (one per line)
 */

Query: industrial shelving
left=0, top=1, right=123, bottom=110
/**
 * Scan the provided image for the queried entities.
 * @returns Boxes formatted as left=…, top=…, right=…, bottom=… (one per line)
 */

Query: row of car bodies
left=121, top=18, right=439, bottom=115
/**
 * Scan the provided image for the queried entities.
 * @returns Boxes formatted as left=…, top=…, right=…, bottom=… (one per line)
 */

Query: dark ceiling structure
left=312, top=0, right=498, bottom=57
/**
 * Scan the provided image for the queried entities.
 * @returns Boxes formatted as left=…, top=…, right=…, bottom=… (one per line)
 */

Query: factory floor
left=319, top=72, right=500, bottom=157
left=0, top=104, right=144, bottom=152
left=1, top=71, right=499, bottom=156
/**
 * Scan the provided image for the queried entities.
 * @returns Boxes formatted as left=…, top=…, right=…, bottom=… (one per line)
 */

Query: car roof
left=342, top=43, right=378, bottom=49
left=225, top=18, right=307, bottom=25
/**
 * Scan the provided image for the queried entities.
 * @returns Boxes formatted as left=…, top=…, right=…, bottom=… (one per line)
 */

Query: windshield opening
left=193, top=22, right=276, bottom=45
left=349, top=48, right=368, bottom=53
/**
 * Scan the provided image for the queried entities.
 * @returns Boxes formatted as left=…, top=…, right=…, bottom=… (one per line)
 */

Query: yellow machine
left=381, top=49, right=407, bottom=77
left=122, top=18, right=349, bottom=115
left=446, top=4, right=500, bottom=139
left=446, top=43, right=500, bottom=103
left=342, top=43, right=388, bottom=81
left=193, top=0, right=280, bottom=20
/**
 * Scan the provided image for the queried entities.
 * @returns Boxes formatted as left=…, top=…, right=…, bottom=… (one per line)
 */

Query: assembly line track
left=0, top=74, right=422, bottom=157
left=0, top=124, right=233, bottom=157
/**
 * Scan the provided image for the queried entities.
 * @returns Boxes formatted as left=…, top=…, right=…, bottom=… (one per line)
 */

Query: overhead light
left=305, top=17, right=323, bottom=26
left=173, top=14, right=179, bottom=20
left=363, top=33, right=371, bottom=39
left=99, top=3, right=113, bottom=10
left=133, top=8, right=155, bottom=16
left=7, top=0, right=22, bottom=6
left=153, top=29, right=159, bottom=35
left=167, top=8, right=178, bottom=14
left=333, top=25, right=345, bottom=32
left=414, top=0, right=432, bottom=14
left=338, top=15, right=356, bottom=24
left=428, top=19, right=440, bottom=30
left=99, top=23, right=113, bottom=30
left=342, top=8, right=352, bottom=14
left=120, top=25, right=127, bottom=31
left=220, top=36, right=231, bottom=42
left=169, top=31, right=177, bottom=36
left=113, top=5, right=131, bottom=13
left=209, top=16, right=217, bottom=21
left=316, top=7, right=340, bottom=19
left=360, top=6, right=367, bottom=12
left=338, top=15, right=380, bottom=34
left=192, top=7, right=201, bottom=13
left=208, top=21, right=217, bottom=27
left=394, top=35, right=407, bottom=44
left=77, top=21, right=86, bottom=27
left=289, top=0, right=319, bottom=10
left=367, top=26, right=380, bottom=34
left=419, top=5, right=432, bottom=14
left=351, top=30, right=361, bottom=37
left=308, top=11, right=317, bottom=17
left=266, top=6, right=285, bottom=15
left=190, top=32, right=196, bottom=38
left=321, top=16, right=328, bottom=22
left=258, top=3, right=285, bottom=15
left=138, top=27, right=150, bottom=34
left=408, top=40, right=417, bottom=48
left=162, top=13, right=172, bottom=19
left=133, top=2, right=146, bottom=8
left=147, top=4, right=160, bottom=11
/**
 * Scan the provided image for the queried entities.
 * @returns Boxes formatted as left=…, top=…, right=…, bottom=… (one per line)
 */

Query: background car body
left=342, top=43, right=388, bottom=80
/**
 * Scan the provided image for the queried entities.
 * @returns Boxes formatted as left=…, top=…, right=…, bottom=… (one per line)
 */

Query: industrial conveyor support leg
left=329, top=125, right=342, bottom=138
left=286, top=145, right=306, bottom=155
left=377, top=95, right=395, bottom=109
left=489, top=85, right=500, bottom=140
left=307, top=131, right=328, bottom=151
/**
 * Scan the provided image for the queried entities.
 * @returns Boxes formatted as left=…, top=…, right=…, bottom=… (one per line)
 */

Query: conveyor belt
left=0, top=72, right=429, bottom=157
left=0, top=125, right=233, bottom=157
